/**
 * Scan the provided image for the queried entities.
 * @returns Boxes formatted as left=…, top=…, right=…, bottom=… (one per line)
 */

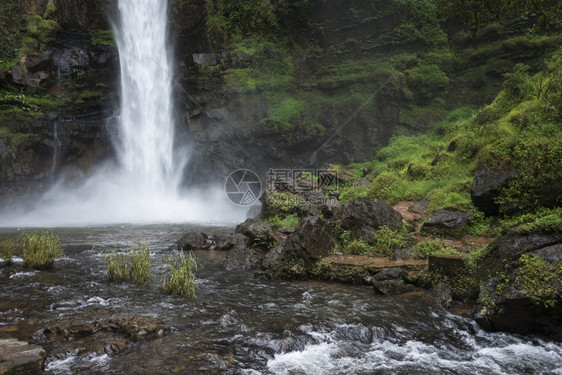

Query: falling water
left=0, top=0, right=244, bottom=227
left=115, top=0, right=177, bottom=194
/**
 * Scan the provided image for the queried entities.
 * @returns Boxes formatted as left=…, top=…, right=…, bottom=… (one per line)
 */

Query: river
left=0, top=224, right=560, bottom=374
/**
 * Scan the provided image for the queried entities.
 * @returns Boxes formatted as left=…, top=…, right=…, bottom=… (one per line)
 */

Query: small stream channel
left=1, top=224, right=560, bottom=374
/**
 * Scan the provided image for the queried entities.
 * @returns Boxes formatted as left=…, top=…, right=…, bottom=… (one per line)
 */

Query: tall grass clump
left=21, top=231, right=64, bottom=269
left=1, top=238, right=17, bottom=265
left=105, top=241, right=151, bottom=284
left=162, top=252, right=197, bottom=299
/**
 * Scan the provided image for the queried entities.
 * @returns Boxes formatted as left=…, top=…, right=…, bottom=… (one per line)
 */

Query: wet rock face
left=475, top=232, right=562, bottom=339
left=0, top=339, right=46, bottom=375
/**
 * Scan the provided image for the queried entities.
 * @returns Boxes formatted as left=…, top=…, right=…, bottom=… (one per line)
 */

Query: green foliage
left=435, top=0, right=562, bottom=33
left=266, top=214, right=300, bottom=230
left=224, top=39, right=295, bottom=92
left=343, top=240, right=373, bottom=256
left=370, top=226, right=407, bottom=257
left=265, top=192, right=302, bottom=214
left=0, top=127, right=37, bottom=149
left=502, top=207, right=562, bottom=234
left=105, top=242, right=151, bottom=284
left=162, top=251, right=197, bottom=299
left=90, top=29, right=115, bottom=47
left=21, top=231, right=64, bottom=269
left=1, top=238, right=17, bottom=266
left=516, top=254, right=562, bottom=308
left=412, top=239, right=460, bottom=259
left=26, top=14, right=60, bottom=43
left=0, top=0, right=24, bottom=63
left=262, top=97, right=304, bottom=131
left=338, top=185, right=369, bottom=203
left=392, top=0, right=447, bottom=45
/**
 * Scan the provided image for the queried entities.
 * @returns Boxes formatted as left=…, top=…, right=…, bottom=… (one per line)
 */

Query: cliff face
left=0, top=0, right=559, bottom=195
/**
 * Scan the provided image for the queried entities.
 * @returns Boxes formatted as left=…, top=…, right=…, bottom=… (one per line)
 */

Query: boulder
left=471, top=167, right=517, bottom=215
left=336, top=199, right=402, bottom=242
left=235, top=218, right=274, bottom=242
left=428, top=254, right=465, bottom=278
left=224, top=245, right=262, bottom=270
left=262, top=216, right=336, bottom=278
left=0, top=339, right=45, bottom=375
left=428, top=282, right=453, bottom=309
left=176, top=232, right=211, bottom=250
left=475, top=232, right=562, bottom=339
left=372, top=267, right=415, bottom=295
left=422, top=209, right=471, bottom=235
left=210, top=233, right=249, bottom=250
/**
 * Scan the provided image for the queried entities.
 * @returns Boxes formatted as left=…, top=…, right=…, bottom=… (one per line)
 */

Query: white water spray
left=0, top=0, right=244, bottom=227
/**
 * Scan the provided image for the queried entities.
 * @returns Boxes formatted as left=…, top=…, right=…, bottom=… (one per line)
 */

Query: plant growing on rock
left=371, top=226, right=407, bottom=257
left=105, top=241, right=151, bottom=284
left=516, top=254, right=562, bottom=308
left=162, top=251, right=197, bottom=299
left=21, top=231, right=64, bottom=269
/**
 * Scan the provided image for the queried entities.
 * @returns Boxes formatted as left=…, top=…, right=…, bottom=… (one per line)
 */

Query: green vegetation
left=0, top=0, right=24, bottom=64
left=412, top=239, right=460, bottom=259
left=266, top=214, right=300, bottom=230
left=1, top=238, right=17, bottom=266
left=265, top=192, right=302, bottom=214
left=502, top=208, right=562, bottom=234
left=516, top=254, right=562, bottom=308
left=340, top=226, right=407, bottom=257
left=162, top=251, right=197, bottom=299
left=105, top=242, right=151, bottom=284
left=21, top=231, right=64, bottom=269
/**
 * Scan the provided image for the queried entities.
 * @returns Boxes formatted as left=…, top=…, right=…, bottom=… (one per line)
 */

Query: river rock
left=475, top=232, right=562, bottom=339
left=428, top=282, right=453, bottom=309
left=223, top=245, right=262, bottom=270
left=336, top=199, right=402, bottom=242
left=210, top=233, right=249, bottom=250
left=235, top=219, right=274, bottom=242
left=262, top=216, right=335, bottom=278
left=372, top=267, right=415, bottom=295
left=177, top=232, right=211, bottom=250
left=422, top=209, right=471, bottom=235
left=0, top=339, right=46, bottom=375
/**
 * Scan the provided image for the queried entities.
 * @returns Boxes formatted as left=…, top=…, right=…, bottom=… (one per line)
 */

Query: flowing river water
left=0, top=224, right=560, bottom=374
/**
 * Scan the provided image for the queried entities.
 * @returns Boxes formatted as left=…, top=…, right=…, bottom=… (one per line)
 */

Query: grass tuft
left=162, top=252, right=197, bottom=299
left=105, top=241, right=151, bottom=284
left=1, top=238, right=17, bottom=265
left=21, top=231, right=64, bottom=269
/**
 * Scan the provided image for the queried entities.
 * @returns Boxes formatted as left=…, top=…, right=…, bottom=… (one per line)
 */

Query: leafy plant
left=162, top=251, right=197, bottom=299
left=266, top=214, right=300, bottom=230
left=21, top=231, right=64, bottom=269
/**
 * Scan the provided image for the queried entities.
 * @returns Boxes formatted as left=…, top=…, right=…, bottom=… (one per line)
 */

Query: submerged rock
left=177, top=232, right=212, bottom=250
left=0, top=339, right=45, bottom=375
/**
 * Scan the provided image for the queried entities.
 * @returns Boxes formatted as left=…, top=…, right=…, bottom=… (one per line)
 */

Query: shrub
left=343, top=240, right=373, bottom=255
left=371, top=226, right=407, bottom=257
left=105, top=241, right=151, bottom=283
left=21, top=231, right=64, bottom=269
left=1, top=238, right=16, bottom=265
left=412, top=239, right=459, bottom=259
left=162, top=252, right=197, bottom=299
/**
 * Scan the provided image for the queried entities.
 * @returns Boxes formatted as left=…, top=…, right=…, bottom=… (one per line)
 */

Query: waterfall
left=0, top=0, right=244, bottom=227
left=114, top=0, right=178, bottom=194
